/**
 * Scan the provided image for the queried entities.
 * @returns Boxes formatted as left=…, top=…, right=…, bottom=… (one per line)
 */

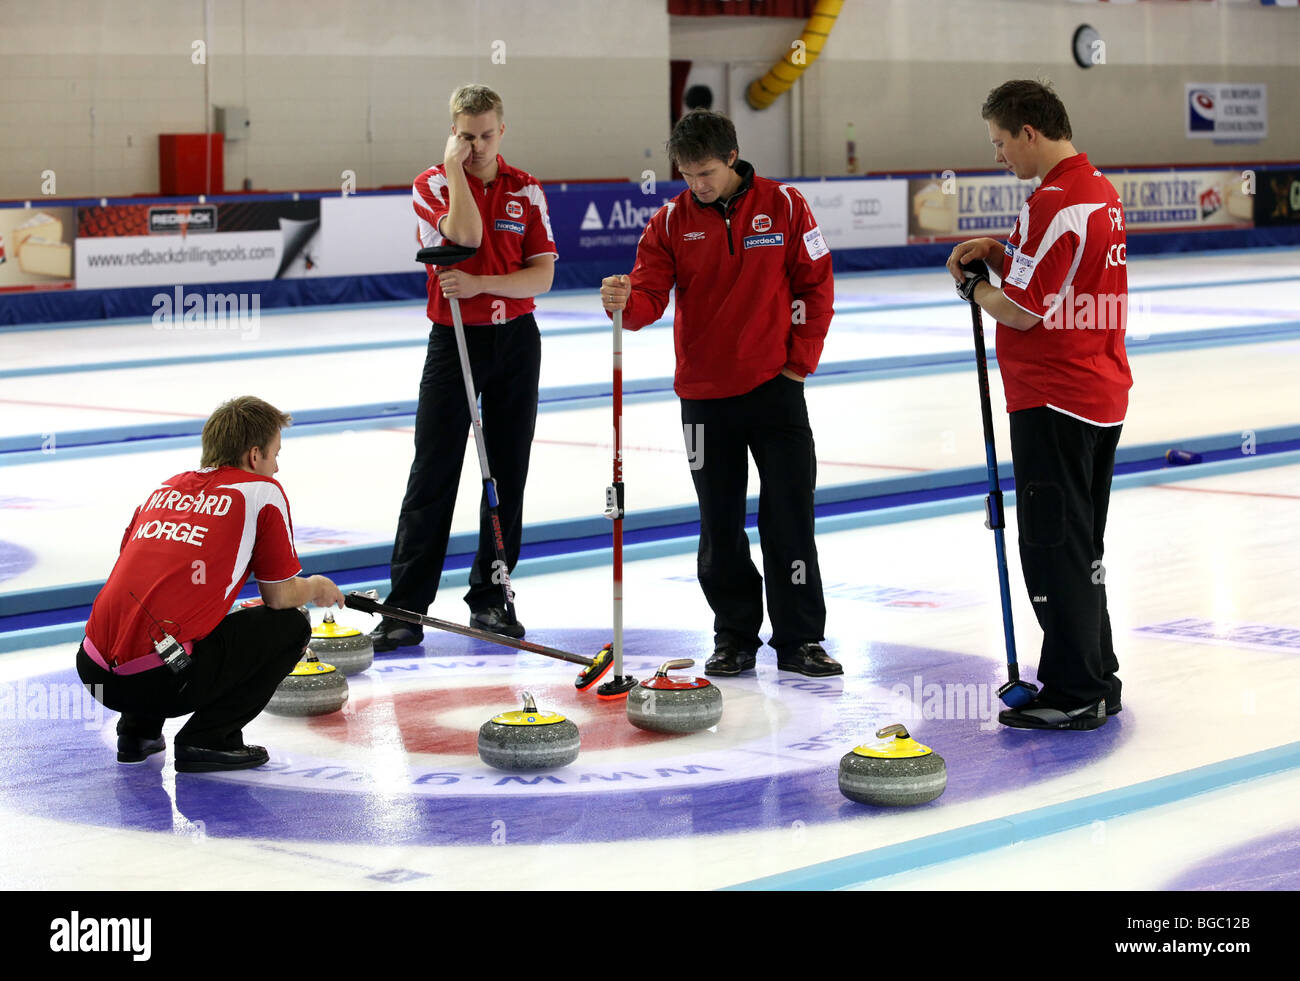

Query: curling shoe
left=999, top=695, right=1107, bottom=731
left=117, top=733, right=166, bottom=765
left=370, top=618, right=424, bottom=653
left=704, top=645, right=757, bottom=676
left=175, top=743, right=270, bottom=773
left=777, top=643, right=843, bottom=678
left=470, top=607, right=525, bottom=639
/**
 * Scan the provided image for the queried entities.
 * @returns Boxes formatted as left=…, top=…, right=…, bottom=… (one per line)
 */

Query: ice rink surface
left=2, top=249, right=1298, bottom=890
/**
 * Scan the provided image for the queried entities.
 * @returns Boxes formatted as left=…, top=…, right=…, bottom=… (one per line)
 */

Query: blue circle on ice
left=1163, top=827, right=1300, bottom=890
left=0, top=629, right=1130, bottom=846
left=0, top=539, right=36, bottom=586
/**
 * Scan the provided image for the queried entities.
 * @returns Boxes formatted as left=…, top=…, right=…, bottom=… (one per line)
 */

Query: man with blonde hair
left=77, top=396, right=345, bottom=771
left=372, top=84, right=557, bottom=651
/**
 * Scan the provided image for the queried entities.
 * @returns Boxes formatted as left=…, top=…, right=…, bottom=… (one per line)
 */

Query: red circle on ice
left=307, top=682, right=684, bottom=754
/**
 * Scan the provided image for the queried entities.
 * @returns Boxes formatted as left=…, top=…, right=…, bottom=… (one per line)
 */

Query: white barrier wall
left=2, top=0, right=1297, bottom=199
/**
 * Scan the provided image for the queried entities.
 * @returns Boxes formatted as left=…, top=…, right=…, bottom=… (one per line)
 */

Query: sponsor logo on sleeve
left=802, top=226, right=829, bottom=261
left=1005, top=249, right=1037, bottom=289
left=743, top=232, right=784, bottom=250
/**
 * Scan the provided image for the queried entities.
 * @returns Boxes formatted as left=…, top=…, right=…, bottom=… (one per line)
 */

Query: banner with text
left=1253, top=169, right=1300, bottom=226
left=1186, top=83, right=1267, bottom=141
left=908, top=168, right=1253, bottom=242
left=74, top=200, right=322, bottom=289
left=317, top=178, right=908, bottom=281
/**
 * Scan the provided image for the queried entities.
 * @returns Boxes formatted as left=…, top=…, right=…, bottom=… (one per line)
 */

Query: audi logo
left=852, top=199, right=881, bottom=216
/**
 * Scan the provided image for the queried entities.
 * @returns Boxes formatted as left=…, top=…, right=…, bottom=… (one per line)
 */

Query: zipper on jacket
left=724, top=215, right=734, bottom=255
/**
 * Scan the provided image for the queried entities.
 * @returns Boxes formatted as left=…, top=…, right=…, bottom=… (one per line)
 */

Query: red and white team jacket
left=413, top=154, right=557, bottom=326
left=997, top=153, right=1134, bottom=426
left=619, top=161, right=834, bottom=400
left=85, top=467, right=302, bottom=666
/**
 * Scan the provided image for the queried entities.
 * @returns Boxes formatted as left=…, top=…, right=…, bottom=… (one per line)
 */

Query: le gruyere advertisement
left=908, top=169, right=1254, bottom=243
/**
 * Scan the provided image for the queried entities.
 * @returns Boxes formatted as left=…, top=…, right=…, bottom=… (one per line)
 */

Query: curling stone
left=477, top=692, right=580, bottom=772
left=838, top=723, right=946, bottom=807
left=626, top=658, right=723, bottom=734
left=266, top=649, right=349, bottom=717
left=308, top=612, right=373, bottom=676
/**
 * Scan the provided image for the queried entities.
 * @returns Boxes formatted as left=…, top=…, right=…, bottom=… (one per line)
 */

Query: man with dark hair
left=947, top=79, right=1132, bottom=730
left=601, top=109, right=837, bottom=678
left=77, top=396, right=345, bottom=770
left=371, top=83, right=556, bottom=651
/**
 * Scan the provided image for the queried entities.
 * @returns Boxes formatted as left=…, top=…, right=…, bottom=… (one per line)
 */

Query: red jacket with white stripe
left=997, top=153, right=1133, bottom=425
left=619, top=161, right=834, bottom=399
left=412, top=155, right=557, bottom=326
left=86, top=468, right=301, bottom=664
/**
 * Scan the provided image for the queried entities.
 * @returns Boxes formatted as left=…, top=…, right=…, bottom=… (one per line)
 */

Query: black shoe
left=705, top=646, right=756, bottom=676
left=776, top=643, right=843, bottom=677
left=117, top=733, right=166, bottom=765
left=175, top=743, right=270, bottom=773
left=470, top=607, right=525, bottom=639
left=999, top=696, right=1107, bottom=731
left=370, top=618, right=423, bottom=653
left=1106, top=678, right=1122, bottom=716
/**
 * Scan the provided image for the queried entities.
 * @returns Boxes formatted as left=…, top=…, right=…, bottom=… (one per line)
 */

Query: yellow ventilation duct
left=745, top=0, right=844, bottom=110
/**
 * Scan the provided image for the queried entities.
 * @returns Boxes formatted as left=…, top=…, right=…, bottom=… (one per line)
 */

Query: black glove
left=956, top=258, right=989, bottom=302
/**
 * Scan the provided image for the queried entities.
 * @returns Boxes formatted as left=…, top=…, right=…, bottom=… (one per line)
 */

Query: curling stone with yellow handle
left=838, top=724, right=947, bottom=806
left=477, top=692, right=580, bottom=771
left=266, top=649, right=349, bottom=717
left=308, top=612, right=373, bottom=676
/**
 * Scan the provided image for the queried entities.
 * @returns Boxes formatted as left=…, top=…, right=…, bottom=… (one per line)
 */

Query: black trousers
left=1009, top=407, right=1122, bottom=706
left=76, top=606, right=309, bottom=750
left=680, top=373, right=826, bottom=654
left=388, top=313, right=541, bottom=615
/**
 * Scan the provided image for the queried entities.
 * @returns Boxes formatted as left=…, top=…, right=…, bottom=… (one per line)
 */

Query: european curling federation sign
left=1186, top=83, right=1267, bottom=142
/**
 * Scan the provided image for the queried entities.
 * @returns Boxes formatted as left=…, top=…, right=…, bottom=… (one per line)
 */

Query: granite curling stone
left=838, top=723, right=946, bottom=806
left=626, top=658, right=723, bottom=734
left=308, top=611, right=373, bottom=676
left=477, top=692, right=581, bottom=771
left=266, top=649, right=350, bottom=717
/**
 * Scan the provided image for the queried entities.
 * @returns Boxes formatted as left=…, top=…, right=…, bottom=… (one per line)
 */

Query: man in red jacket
left=77, top=396, right=345, bottom=770
left=947, top=80, right=1132, bottom=730
left=371, top=83, right=556, bottom=651
left=601, top=110, right=837, bottom=677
